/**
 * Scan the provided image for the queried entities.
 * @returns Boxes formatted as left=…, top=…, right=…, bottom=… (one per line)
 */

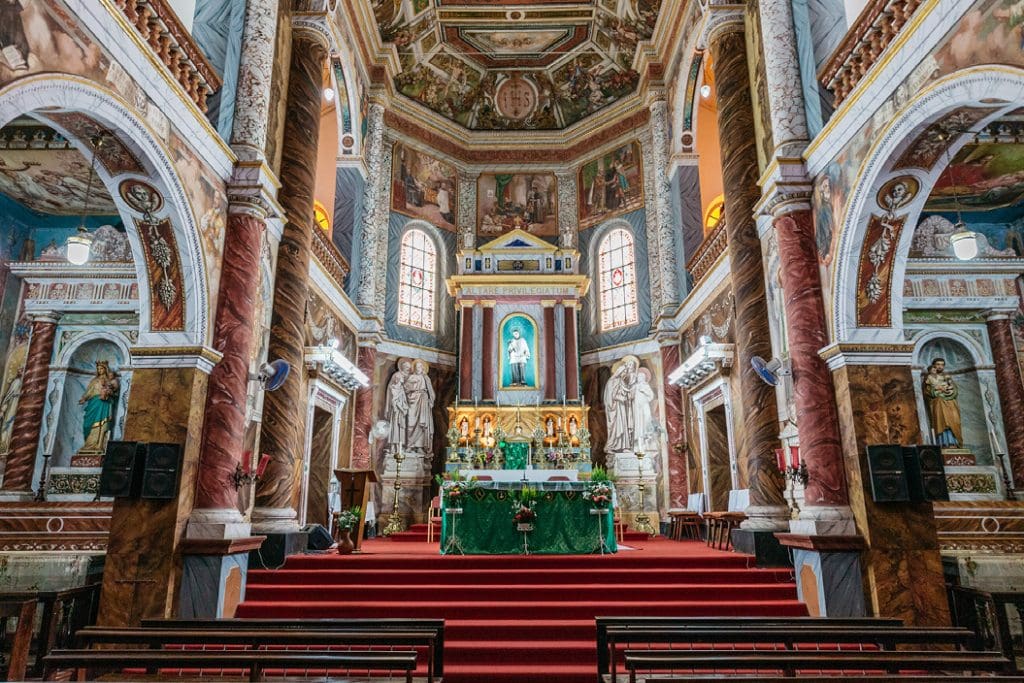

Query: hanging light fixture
left=940, top=130, right=978, bottom=261
left=699, top=84, right=711, bottom=99
left=323, top=87, right=335, bottom=102
left=66, top=134, right=104, bottom=265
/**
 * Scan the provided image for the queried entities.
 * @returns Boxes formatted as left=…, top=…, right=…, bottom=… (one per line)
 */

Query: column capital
left=130, top=345, right=223, bottom=375
left=479, top=300, right=497, bottom=308
left=985, top=309, right=1016, bottom=322
left=540, top=299, right=557, bottom=308
left=699, top=6, right=745, bottom=49
left=291, top=17, right=332, bottom=50
left=29, top=311, right=61, bottom=325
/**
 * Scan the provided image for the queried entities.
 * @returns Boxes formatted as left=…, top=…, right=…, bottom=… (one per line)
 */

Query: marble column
left=254, top=28, right=329, bottom=532
left=660, top=342, right=688, bottom=509
left=827, top=358, right=950, bottom=625
left=459, top=304, right=474, bottom=400
left=555, top=171, right=578, bottom=249
left=229, top=0, right=280, bottom=163
left=563, top=301, right=579, bottom=401
left=457, top=171, right=477, bottom=251
left=756, top=0, right=810, bottom=158
left=97, top=356, right=213, bottom=626
left=481, top=303, right=495, bottom=401
left=190, top=207, right=266, bottom=537
left=709, top=28, right=787, bottom=529
left=648, top=97, right=681, bottom=314
left=350, top=344, right=376, bottom=470
left=774, top=209, right=851, bottom=531
left=355, top=103, right=388, bottom=317
left=987, top=313, right=1024, bottom=488
left=543, top=302, right=557, bottom=401
left=2, top=313, right=59, bottom=495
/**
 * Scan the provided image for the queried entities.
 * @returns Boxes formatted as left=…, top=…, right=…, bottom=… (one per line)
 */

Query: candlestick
left=789, top=445, right=800, bottom=470
left=256, top=453, right=271, bottom=478
left=775, top=448, right=786, bottom=473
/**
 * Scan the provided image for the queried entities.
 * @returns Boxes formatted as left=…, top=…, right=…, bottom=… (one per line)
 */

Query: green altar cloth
left=439, top=481, right=617, bottom=555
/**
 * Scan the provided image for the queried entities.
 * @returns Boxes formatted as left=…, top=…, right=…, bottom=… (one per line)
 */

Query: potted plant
left=513, top=486, right=539, bottom=531
left=332, top=506, right=361, bottom=555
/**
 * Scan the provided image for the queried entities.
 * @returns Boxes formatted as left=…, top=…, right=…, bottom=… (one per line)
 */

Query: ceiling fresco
left=373, top=0, right=662, bottom=130
left=0, top=120, right=115, bottom=216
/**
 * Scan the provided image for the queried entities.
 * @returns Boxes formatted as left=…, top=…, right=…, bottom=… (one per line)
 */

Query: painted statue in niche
left=78, top=360, right=119, bottom=455
left=578, top=141, right=644, bottom=229
left=391, top=143, right=457, bottom=231
left=923, top=357, right=964, bottom=448
left=603, top=355, right=658, bottom=453
left=383, top=358, right=435, bottom=454
left=478, top=174, right=557, bottom=237
left=499, top=315, right=537, bottom=389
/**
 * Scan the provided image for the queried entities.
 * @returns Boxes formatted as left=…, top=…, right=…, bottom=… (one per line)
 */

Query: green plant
left=334, top=505, right=361, bottom=531
left=590, top=466, right=616, bottom=482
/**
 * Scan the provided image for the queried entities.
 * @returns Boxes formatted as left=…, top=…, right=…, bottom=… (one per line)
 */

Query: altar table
left=439, top=481, right=617, bottom=555
left=457, top=469, right=578, bottom=483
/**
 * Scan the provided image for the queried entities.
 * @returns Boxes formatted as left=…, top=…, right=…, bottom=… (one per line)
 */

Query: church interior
left=0, top=0, right=1022, bottom=680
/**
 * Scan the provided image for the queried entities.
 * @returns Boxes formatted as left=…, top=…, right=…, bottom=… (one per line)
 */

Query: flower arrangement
left=584, top=480, right=614, bottom=509
left=334, top=505, right=361, bottom=531
left=512, top=486, right=539, bottom=528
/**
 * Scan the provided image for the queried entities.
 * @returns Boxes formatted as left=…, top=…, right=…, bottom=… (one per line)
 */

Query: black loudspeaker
left=304, top=524, right=333, bottom=551
left=904, top=444, right=950, bottom=502
left=865, top=444, right=910, bottom=503
left=140, top=442, right=182, bottom=500
left=99, top=441, right=144, bottom=498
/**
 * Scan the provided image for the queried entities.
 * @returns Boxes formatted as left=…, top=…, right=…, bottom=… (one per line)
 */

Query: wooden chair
left=612, top=507, right=625, bottom=543
left=427, top=495, right=442, bottom=543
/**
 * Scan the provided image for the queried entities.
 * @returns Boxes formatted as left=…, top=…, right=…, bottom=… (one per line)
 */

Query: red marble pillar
left=481, top=304, right=495, bottom=400
left=660, top=343, right=688, bottom=509
left=351, top=345, right=377, bottom=470
left=774, top=210, right=849, bottom=508
left=459, top=305, right=473, bottom=400
left=710, top=29, right=786, bottom=523
left=543, top=304, right=556, bottom=401
left=2, top=313, right=58, bottom=493
left=194, top=209, right=265, bottom=512
left=255, top=29, right=329, bottom=528
left=564, top=302, right=579, bottom=400
left=987, top=313, right=1024, bottom=488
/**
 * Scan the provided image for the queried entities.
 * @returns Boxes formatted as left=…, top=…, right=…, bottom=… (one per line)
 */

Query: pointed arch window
left=398, top=228, right=436, bottom=331
left=598, top=227, right=638, bottom=331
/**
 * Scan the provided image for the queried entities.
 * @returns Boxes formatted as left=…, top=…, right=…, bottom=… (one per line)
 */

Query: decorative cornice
left=130, top=345, right=223, bottom=374
left=698, top=5, right=745, bottom=49
left=820, top=342, right=916, bottom=370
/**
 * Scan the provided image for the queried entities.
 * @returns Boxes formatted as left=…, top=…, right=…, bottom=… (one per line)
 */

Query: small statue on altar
left=923, top=357, right=963, bottom=448
left=568, top=416, right=578, bottom=437
left=459, top=416, right=470, bottom=440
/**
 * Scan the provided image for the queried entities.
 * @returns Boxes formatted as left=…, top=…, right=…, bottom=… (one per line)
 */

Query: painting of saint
left=578, top=141, right=643, bottom=229
left=477, top=174, right=557, bottom=237
left=499, top=315, right=538, bottom=389
left=78, top=360, right=120, bottom=455
left=391, top=143, right=458, bottom=231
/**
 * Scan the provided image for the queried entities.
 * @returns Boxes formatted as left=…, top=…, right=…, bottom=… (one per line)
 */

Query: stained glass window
left=398, top=229, right=436, bottom=331
left=598, top=228, right=638, bottom=331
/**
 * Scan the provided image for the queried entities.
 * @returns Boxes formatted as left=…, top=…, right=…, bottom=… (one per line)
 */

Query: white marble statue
left=604, top=356, right=638, bottom=452
left=384, top=359, right=412, bottom=452
left=404, top=359, right=435, bottom=451
left=632, top=366, right=656, bottom=451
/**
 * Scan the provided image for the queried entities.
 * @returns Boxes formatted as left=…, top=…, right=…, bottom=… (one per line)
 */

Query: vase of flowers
left=584, top=480, right=613, bottom=509
left=513, top=486, right=539, bottom=531
left=333, top=506, right=361, bottom=555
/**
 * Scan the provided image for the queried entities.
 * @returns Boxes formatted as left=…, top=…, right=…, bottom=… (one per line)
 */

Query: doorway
left=705, top=405, right=731, bottom=511
left=304, top=407, right=335, bottom=528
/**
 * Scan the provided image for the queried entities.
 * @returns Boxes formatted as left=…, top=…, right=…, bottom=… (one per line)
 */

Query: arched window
left=598, top=228, right=638, bottom=331
left=398, top=228, right=436, bottom=331
left=703, top=194, right=724, bottom=236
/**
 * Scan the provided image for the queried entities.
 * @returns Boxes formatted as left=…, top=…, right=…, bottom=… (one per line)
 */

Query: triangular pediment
left=477, top=229, right=558, bottom=254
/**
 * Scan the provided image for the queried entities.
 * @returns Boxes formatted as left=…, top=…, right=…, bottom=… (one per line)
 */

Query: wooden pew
left=0, top=583, right=101, bottom=677
left=143, top=618, right=444, bottom=681
left=43, top=648, right=418, bottom=683
left=645, top=677, right=1024, bottom=682
left=595, top=616, right=902, bottom=681
left=77, top=627, right=440, bottom=683
left=623, top=649, right=1013, bottom=683
left=0, top=598, right=37, bottom=682
left=605, top=625, right=978, bottom=683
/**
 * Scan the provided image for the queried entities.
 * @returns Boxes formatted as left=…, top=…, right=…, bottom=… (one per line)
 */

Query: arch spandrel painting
left=499, top=314, right=538, bottom=390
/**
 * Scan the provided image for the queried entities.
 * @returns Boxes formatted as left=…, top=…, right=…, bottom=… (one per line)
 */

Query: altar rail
left=949, top=586, right=1024, bottom=670
left=110, top=0, right=222, bottom=112
left=819, top=0, right=923, bottom=105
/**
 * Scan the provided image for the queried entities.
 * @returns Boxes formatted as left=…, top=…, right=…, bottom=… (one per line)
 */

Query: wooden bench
left=0, top=598, right=37, bottom=682
left=596, top=616, right=903, bottom=681
left=142, top=618, right=444, bottom=681
left=0, top=583, right=100, bottom=677
left=645, top=676, right=1024, bottom=682
left=43, top=648, right=418, bottom=682
left=77, top=627, right=440, bottom=683
left=623, top=649, right=1014, bottom=682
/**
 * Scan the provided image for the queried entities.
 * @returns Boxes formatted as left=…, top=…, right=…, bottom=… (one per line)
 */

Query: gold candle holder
left=632, top=450, right=656, bottom=536
left=382, top=449, right=407, bottom=536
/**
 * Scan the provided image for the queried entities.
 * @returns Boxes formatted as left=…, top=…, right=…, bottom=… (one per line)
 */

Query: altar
left=440, top=480, right=617, bottom=555
left=459, top=469, right=578, bottom=482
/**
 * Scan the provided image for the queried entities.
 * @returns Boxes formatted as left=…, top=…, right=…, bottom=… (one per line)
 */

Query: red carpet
left=238, top=536, right=805, bottom=683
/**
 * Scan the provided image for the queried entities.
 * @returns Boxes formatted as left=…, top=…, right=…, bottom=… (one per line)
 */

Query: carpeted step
left=273, top=552, right=756, bottom=570
left=235, top=598, right=808, bottom=620
left=243, top=582, right=798, bottom=603
left=245, top=567, right=794, bottom=586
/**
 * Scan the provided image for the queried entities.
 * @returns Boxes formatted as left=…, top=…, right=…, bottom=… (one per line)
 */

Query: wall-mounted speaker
left=866, top=444, right=910, bottom=503
left=141, top=442, right=183, bottom=500
left=99, top=441, right=144, bottom=498
left=904, top=444, right=949, bottom=502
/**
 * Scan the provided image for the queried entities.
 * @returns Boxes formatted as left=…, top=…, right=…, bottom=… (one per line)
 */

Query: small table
left=440, top=481, right=616, bottom=555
